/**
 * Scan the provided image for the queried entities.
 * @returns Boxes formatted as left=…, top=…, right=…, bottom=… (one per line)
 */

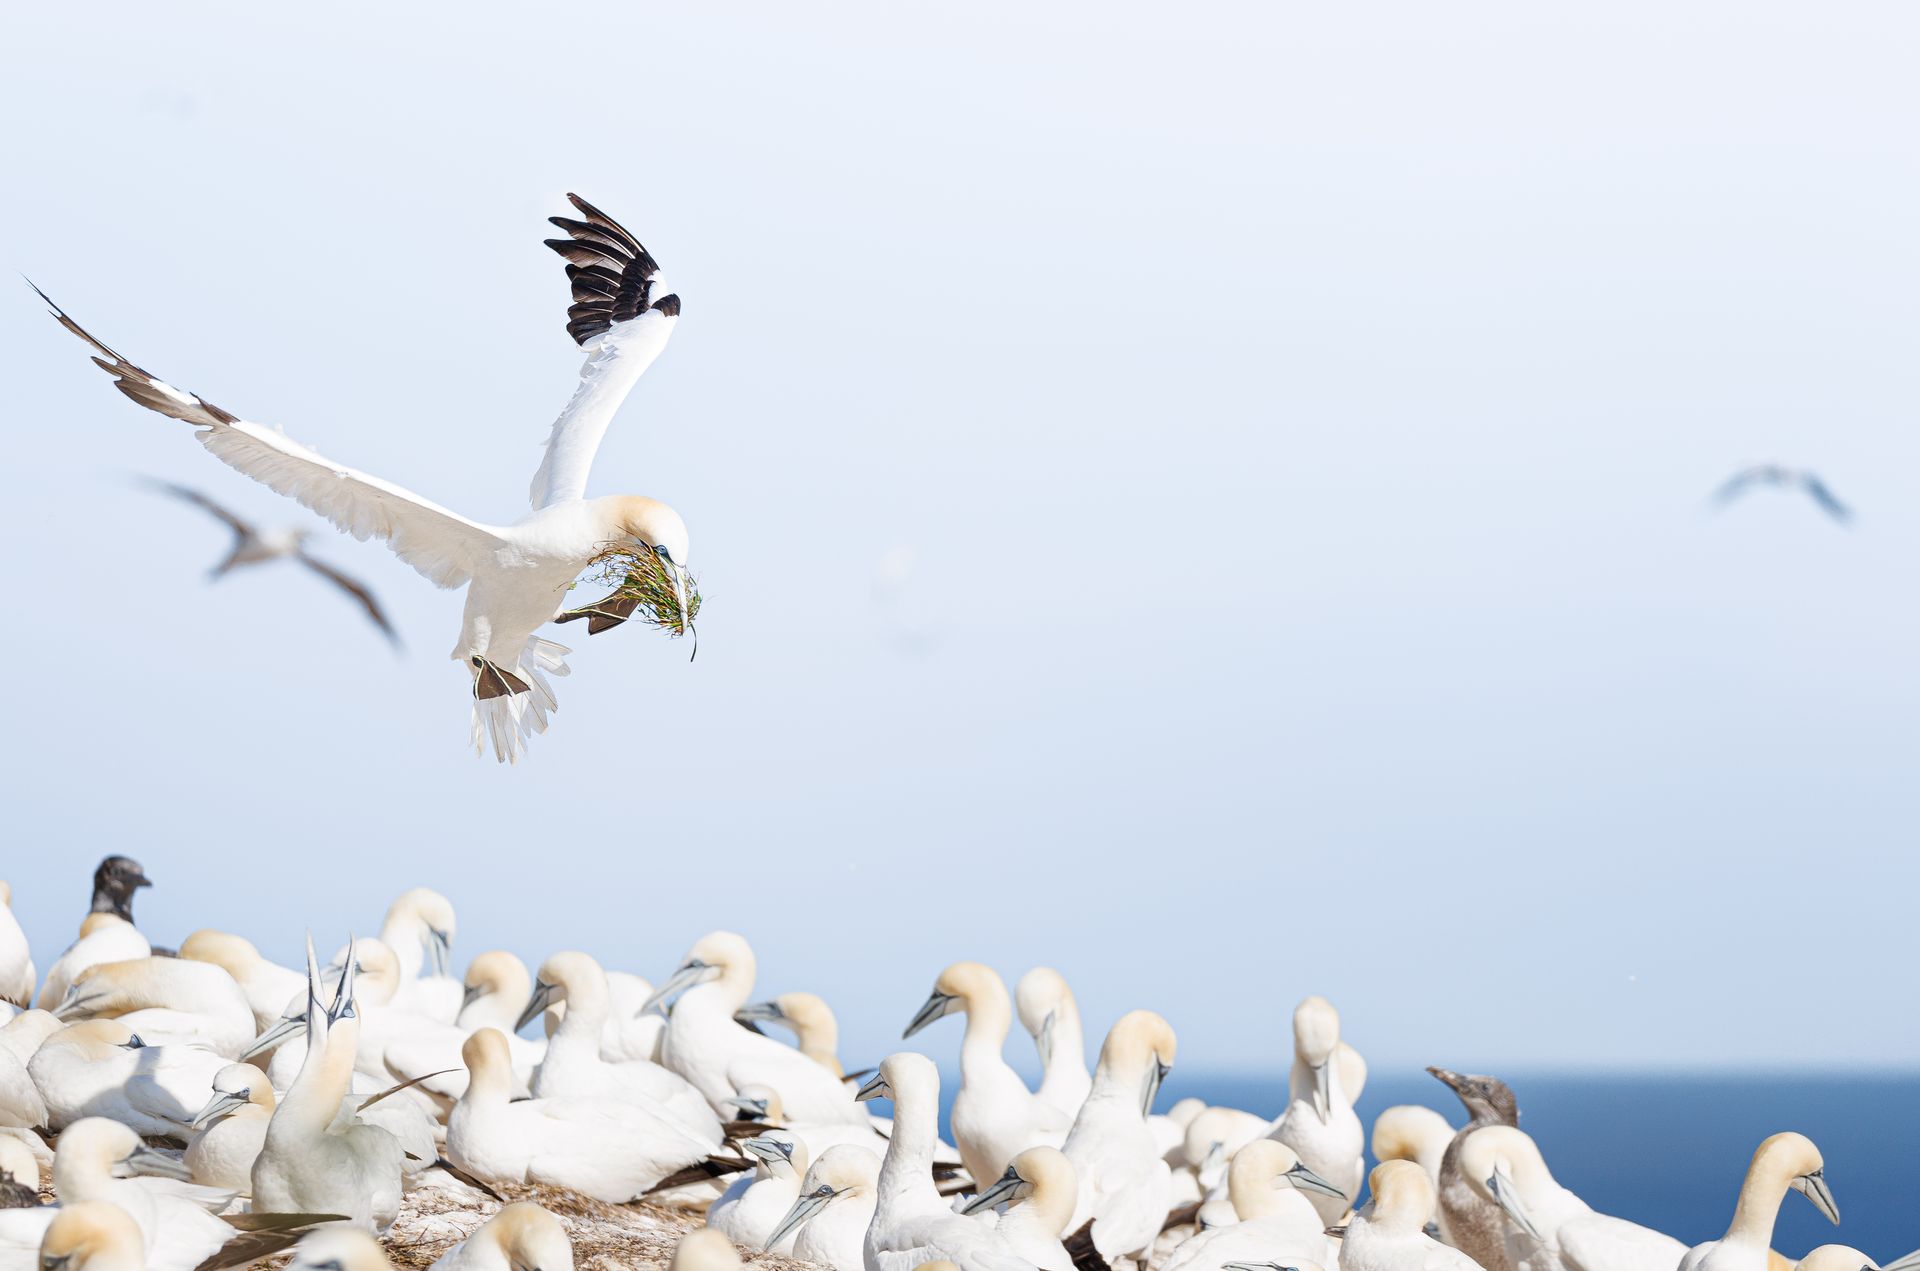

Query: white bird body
left=1061, top=1010, right=1179, bottom=1261
left=184, top=1063, right=276, bottom=1194
left=1678, top=1134, right=1841, bottom=1271
left=1162, top=1141, right=1348, bottom=1271
left=49, top=1119, right=230, bottom=1271
left=35, top=917, right=148, bottom=1012
left=54, top=957, right=256, bottom=1060
left=1459, top=1126, right=1684, bottom=1271
left=1342, top=1162, right=1485, bottom=1271
left=1015, top=969, right=1092, bottom=1121
left=178, top=931, right=307, bottom=1034
left=456, top=952, right=547, bottom=1084
left=371, top=888, right=463, bottom=1023
left=707, top=1132, right=809, bottom=1253
left=425, top=1201, right=573, bottom=1271
left=0, top=1012, right=58, bottom=1130
left=1270, top=997, right=1364, bottom=1225
left=29, top=1020, right=229, bottom=1136
left=0, top=887, right=33, bottom=1010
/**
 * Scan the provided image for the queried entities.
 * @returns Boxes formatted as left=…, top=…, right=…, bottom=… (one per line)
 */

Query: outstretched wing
left=37, top=284, right=505, bottom=589
left=144, top=479, right=254, bottom=539
left=1709, top=466, right=1768, bottom=506
left=296, top=552, right=404, bottom=648
left=527, top=193, right=680, bottom=510
left=1798, top=473, right=1852, bottom=524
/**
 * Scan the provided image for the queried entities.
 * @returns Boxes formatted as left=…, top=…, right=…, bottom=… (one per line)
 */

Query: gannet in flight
left=143, top=480, right=400, bottom=647
left=36, top=192, right=693, bottom=762
left=1710, top=465, right=1852, bottom=525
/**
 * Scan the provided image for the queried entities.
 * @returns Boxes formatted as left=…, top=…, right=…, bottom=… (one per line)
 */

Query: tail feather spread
left=468, top=638, right=572, bottom=763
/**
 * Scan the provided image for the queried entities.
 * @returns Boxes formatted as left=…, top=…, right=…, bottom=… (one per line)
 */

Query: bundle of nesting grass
left=558, top=543, right=701, bottom=644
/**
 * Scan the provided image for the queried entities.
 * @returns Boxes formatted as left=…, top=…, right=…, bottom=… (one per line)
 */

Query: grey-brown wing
left=296, top=552, right=402, bottom=648
left=145, top=478, right=254, bottom=538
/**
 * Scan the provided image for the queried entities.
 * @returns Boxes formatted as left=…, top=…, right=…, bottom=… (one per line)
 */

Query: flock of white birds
left=0, top=857, right=1906, bottom=1271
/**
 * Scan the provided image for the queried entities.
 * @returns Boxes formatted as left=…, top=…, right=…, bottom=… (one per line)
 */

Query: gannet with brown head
left=1372, top=1106, right=1455, bottom=1192
left=36, top=1202, right=144, bottom=1271
left=904, top=961, right=1071, bottom=1188
left=649, top=932, right=866, bottom=1127
left=1015, top=969, right=1092, bottom=1120
left=0, top=886, right=32, bottom=1012
left=762, top=1143, right=882, bottom=1271
left=288, top=1228, right=395, bottom=1271
left=735, top=992, right=844, bottom=1076
left=1340, top=1161, right=1482, bottom=1271
left=178, top=930, right=306, bottom=1033
left=52, top=956, right=255, bottom=1058
left=28, top=1019, right=229, bottom=1136
left=706, top=1131, right=811, bottom=1253
left=184, top=1063, right=275, bottom=1194
left=1458, top=1125, right=1685, bottom=1271
left=1061, top=1009, right=1179, bottom=1262
left=1269, top=997, right=1363, bottom=1226
left=34, top=918, right=148, bottom=1013
left=48, top=1117, right=234, bottom=1271
left=427, top=1200, right=573, bottom=1271
left=1678, top=1134, right=1840, bottom=1271
left=447, top=1027, right=720, bottom=1201
left=1428, top=1065, right=1521, bottom=1267
left=1160, top=1140, right=1346, bottom=1271
left=960, top=1145, right=1079, bottom=1271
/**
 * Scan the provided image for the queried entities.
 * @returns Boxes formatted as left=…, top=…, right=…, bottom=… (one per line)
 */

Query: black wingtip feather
left=546, top=195, right=670, bottom=345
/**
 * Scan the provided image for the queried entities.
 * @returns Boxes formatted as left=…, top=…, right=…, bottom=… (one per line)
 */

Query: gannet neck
left=1016, top=967, right=1089, bottom=1090
left=1366, top=1160, right=1437, bottom=1235
left=1229, top=1140, right=1300, bottom=1220
left=1087, top=1009, right=1176, bottom=1115
left=872, top=1053, right=943, bottom=1213
left=1006, top=1145, right=1077, bottom=1238
left=40, top=1200, right=145, bottom=1271
left=460, top=950, right=532, bottom=1031
left=76, top=913, right=132, bottom=940
left=938, top=963, right=1015, bottom=1084
left=678, top=931, right=756, bottom=1014
left=460, top=1028, right=517, bottom=1105
left=51, top=1119, right=141, bottom=1200
left=349, top=939, right=401, bottom=1008
left=379, top=888, right=455, bottom=981
left=277, top=1009, right=355, bottom=1138
left=778, top=992, right=841, bottom=1070
left=542, top=951, right=610, bottom=1048
left=1726, top=1133, right=1826, bottom=1246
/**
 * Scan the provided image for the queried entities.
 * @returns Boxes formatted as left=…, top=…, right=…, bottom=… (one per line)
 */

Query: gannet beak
left=1225, top=1263, right=1301, bottom=1271
left=902, top=990, right=959, bottom=1040
left=327, top=937, right=358, bottom=1026
left=640, top=959, right=717, bottom=1015
left=239, top=1013, right=307, bottom=1062
left=1882, top=1251, right=1920, bottom=1271
left=742, top=1136, right=795, bottom=1168
left=303, top=932, right=323, bottom=1024
left=1283, top=1161, right=1349, bottom=1200
left=961, top=1164, right=1025, bottom=1216
left=1488, top=1168, right=1543, bottom=1241
left=854, top=1072, right=892, bottom=1103
left=1197, top=1141, right=1227, bottom=1186
left=1324, top=1226, right=1350, bottom=1239
left=50, top=989, right=94, bottom=1021
left=1036, top=1011, right=1056, bottom=1067
left=190, top=1089, right=249, bottom=1130
left=124, top=1144, right=193, bottom=1182
left=1141, top=1057, right=1171, bottom=1116
left=735, top=1000, right=787, bottom=1024
left=1311, top=1060, right=1332, bottom=1124
left=428, top=928, right=452, bottom=978
left=42, top=1253, right=72, bottom=1271
left=459, top=982, right=485, bottom=1015
left=515, top=980, right=561, bottom=1035
left=1792, top=1170, right=1841, bottom=1225
left=672, top=566, right=696, bottom=659
left=721, top=1095, right=771, bottom=1120
left=765, top=1186, right=837, bottom=1251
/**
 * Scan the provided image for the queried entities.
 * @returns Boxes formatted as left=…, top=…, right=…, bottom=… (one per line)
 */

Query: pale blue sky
left=1, top=3, right=1915, bottom=1074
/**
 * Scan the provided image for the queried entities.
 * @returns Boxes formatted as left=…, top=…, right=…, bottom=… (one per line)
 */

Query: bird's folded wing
left=38, top=286, right=505, bottom=589
left=528, top=193, right=680, bottom=510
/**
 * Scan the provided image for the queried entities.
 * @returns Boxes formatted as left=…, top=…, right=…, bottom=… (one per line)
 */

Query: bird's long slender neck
left=1045, top=1002, right=1087, bottom=1084
left=875, top=1082, right=940, bottom=1215
left=277, top=1015, right=355, bottom=1138
left=550, top=975, right=608, bottom=1057
left=1724, top=1162, right=1791, bottom=1246
left=959, top=986, right=1015, bottom=1089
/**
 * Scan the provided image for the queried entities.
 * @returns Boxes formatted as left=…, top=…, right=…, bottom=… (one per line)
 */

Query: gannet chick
left=523, top=951, right=720, bottom=1134
left=48, top=1118, right=234, bottom=1271
left=428, top=1200, right=573, bottom=1270
left=288, top=1228, right=395, bottom=1271
left=763, top=1143, right=881, bottom=1271
left=36, top=1201, right=144, bottom=1271
left=1161, top=1141, right=1345, bottom=1271
left=1341, top=1161, right=1482, bottom=1271
left=184, top=1063, right=275, bottom=1194
left=34, top=917, right=148, bottom=1012
left=53, top=956, right=255, bottom=1058
left=855, top=1053, right=1028, bottom=1271
left=1061, top=1009, right=1179, bottom=1262
left=650, top=932, right=866, bottom=1127
left=0, top=887, right=31, bottom=1011
left=1429, top=1066, right=1521, bottom=1268
left=1014, top=969, right=1092, bottom=1121
left=448, top=1028, right=720, bottom=1201
left=903, top=961, right=1071, bottom=1187
left=29, top=1019, right=228, bottom=1135
left=736, top=992, right=844, bottom=1076
left=1678, top=1133, right=1840, bottom=1271
left=0, top=1136, right=39, bottom=1207
left=707, top=1132, right=810, bottom=1253
left=1372, top=1106, right=1455, bottom=1190
left=178, top=930, right=307, bottom=1033
left=1460, top=1125, right=1684, bottom=1271
left=0, top=1012, right=59, bottom=1130
left=960, top=1145, right=1078, bottom=1271
left=252, top=939, right=406, bottom=1232
left=672, top=1228, right=743, bottom=1271
left=1269, top=997, right=1363, bottom=1226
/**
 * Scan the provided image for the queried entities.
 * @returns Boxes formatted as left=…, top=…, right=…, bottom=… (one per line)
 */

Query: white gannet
left=427, top=1200, right=574, bottom=1271
left=34, top=1201, right=145, bottom=1271
left=370, top=888, right=462, bottom=1022
left=1428, top=1067, right=1521, bottom=1268
left=903, top=961, right=1071, bottom=1188
left=45, top=1118, right=233, bottom=1271
left=143, top=479, right=402, bottom=646
left=34, top=918, right=148, bottom=1013
left=1269, top=997, right=1363, bottom=1226
left=545, top=968, right=664, bottom=1065
left=1014, top=969, right=1092, bottom=1122
left=252, top=940, right=406, bottom=1232
left=960, top=1145, right=1078, bottom=1271
left=456, top=950, right=546, bottom=1083
left=763, top=1143, right=882, bottom=1271
left=1678, top=1133, right=1840, bottom=1271
left=1799, top=1250, right=1883, bottom=1271
left=37, top=191, right=695, bottom=764
left=672, top=1228, right=744, bottom=1271
left=52, top=956, right=255, bottom=1059
left=0, top=1012, right=59, bottom=1130
left=178, top=930, right=308, bottom=1033
left=28, top=1019, right=229, bottom=1136
left=1186, top=1105, right=1290, bottom=1229
left=736, top=992, right=845, bottom=1076
left=1160, top=1140, right=1344, bottom=1271
left=706, top=1131, right=810, bottom=1253
left=855, top=1054, right=1031, bottom=1271
left=1372, top=1106, right=1456, bottom=1192
left=649, top=933, right=866, bottom=1129
left=523, top=951, right=719, bottom=1134
left=184, top=1062, right=275, bottom=1194
left=1711, top=465, right=1852, bottom=525
left=1156, top=1096, right=1209, bottom=1166
left=288, top=1228, right=396, bottom=1271
left=0, top=888, right=31, bottom=1011
left=447, top=1028, right=720, bottom=1201
left=1458, top=1124, right=1684, bottom=1271
left=341, top=936, right=490, bottom=1109
left=1339, top=1161, right=1483, bottom=1271
left=1060, top=1009, right=1178, bottom=1262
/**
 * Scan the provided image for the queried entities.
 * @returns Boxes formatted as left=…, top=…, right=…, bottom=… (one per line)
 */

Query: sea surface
left=934, top=1069, right=1920, bottom=1260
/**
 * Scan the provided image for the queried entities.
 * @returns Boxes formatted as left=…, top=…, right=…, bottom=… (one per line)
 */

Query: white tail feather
left=468, top=640, right=572, bottom=763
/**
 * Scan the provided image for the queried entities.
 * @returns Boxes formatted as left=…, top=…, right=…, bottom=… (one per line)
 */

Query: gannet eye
left=813, top=1184, right=835, bottom=1198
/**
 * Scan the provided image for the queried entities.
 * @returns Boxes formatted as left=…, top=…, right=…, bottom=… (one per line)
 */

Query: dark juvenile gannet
left=86, top=858, right=149, bottom=926
left=144, top=480, right=401, bottom=647
left=1711, top=465, right=1852, bottom=525
left=1428, top=1066, right=1520, bottom=1271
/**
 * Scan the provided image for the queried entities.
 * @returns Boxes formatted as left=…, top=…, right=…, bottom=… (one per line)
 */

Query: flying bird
left=144, top=480, right=401, bottom=648
left=1710, top=465, right=1852, bottom=525
left=36, top=193, right=694, bottom=762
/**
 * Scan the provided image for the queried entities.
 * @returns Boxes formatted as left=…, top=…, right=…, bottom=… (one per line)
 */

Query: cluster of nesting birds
left=0, top=858, right=1908, bottom=1271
